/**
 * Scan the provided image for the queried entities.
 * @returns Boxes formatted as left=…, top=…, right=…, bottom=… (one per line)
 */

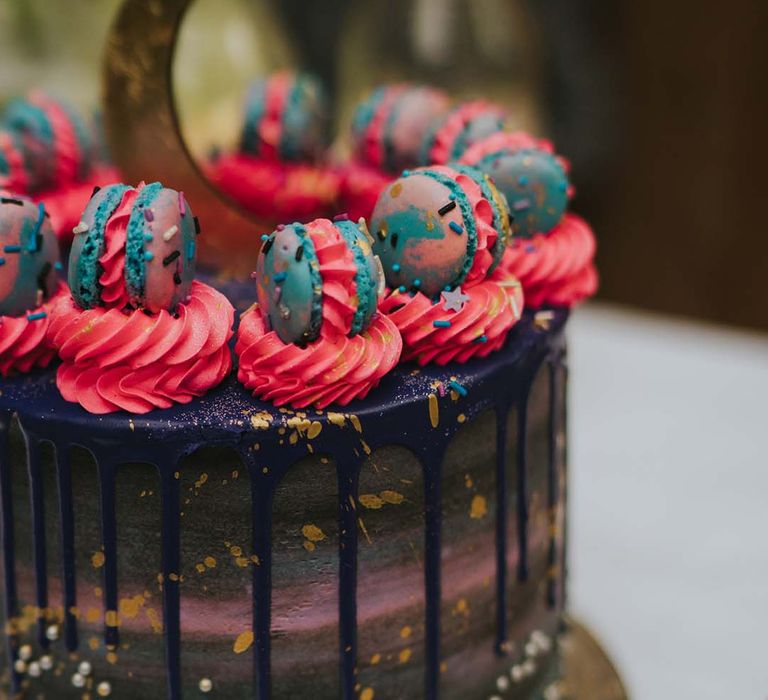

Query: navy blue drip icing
left=0, top=308, right=568, bottom=699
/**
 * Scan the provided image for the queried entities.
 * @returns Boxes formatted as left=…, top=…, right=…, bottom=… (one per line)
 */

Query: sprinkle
left=91, top=186, right=101, bottom=198
left=261, top=234, right=270, bottom=242
left=448, top=380, right=467, bottom=397
left=428, top=393, right=439, bottom=428
left=511, top=297, right=520, bottom=318
left=438, top=201, right=456, bottom=216
left=186, top=239, right=196, bottom=260
left=29, top=203, right=45, bottom=251
left=413, top=279, right=421, bottom=287
left=193, top=216, right=201, bottom=234
left=163, top=250, right=181, bottom=266
left=144, top=208, right=154, bottom=222
left=250, top=271, right=258, bottom=279
left=178, top=191, right=186, bottom=216
left=513, top=199, right=531, bottom=211
left=274, top=286, right=282, bottom=302
left=391, top=232, right=399, bottom=248
left=433, top=320, right=451, bottom=328
left=144, top=233, right=153, bottom=242
left=72, top=221, right=89, bottom=235
left=525, top=244, right=536, bottom=254
left=274, top=271, right=287, bottom=283
left=276, top=223, right=285, bottom=231
left=3, top=245, right=21, bottom=253
left=0, top=258, right=4, bottom=265
left=1, top=197, right=24, bottom=206
left=162, top=225, right=178, bottom=242
left=392, top=263, right=400, bottom=272
left=144, top=251, right=154, bottom=261
left=295, top=245, right=304, bottom=262
left=441, top=286, right=470, bottom=312
left=449, top=221, right=463, bottom=234
left=262, top=237, right=274, bottom=254
left=173, top=271, right=182, bottom=285
left=437, top=381, right=446, bottom=397
left=26, top=311, right=47, bottom=321
left=474, top=335, right=488, bottom=343
left=333, top=212, right=349, bottom=221
left=377, top=229, right=387, bottom=241
left=54, top=261, right=62, bottom=270
left=398, top=285, right=407, bottom=293
left=449, top=193, right=456, bottom=200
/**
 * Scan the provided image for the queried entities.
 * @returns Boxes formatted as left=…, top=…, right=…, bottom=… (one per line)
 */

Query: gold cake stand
left=101, top=4, right=628, bottom=698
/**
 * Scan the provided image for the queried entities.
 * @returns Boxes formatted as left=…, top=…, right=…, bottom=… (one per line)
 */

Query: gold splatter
left=360, top=439, right=371, bottom=455
left=203, top=556, right=216, bottom=569
left=128, top=420, right=135, bottom=432
left=379, top=490, right=404, bottom=505
left=233, top=630, right=254, bottom=654
left=195, top=563, right=206, bottom=574
left=360, top=688, right=374, bottom=700
left=106, top=651, right=118, bottom=665
left=105, top=610, right=119, bottom=627
left=91, top=552, right=105, bottom=569
left=428, top=394, right=439, bottom=428
left=440, top=661, right=448, bottom=673
left=400, top=625, right=412, bottom=639
left=235, top=557, right=249, bottom=568
left=302, top=524, right=325, bottom=542
left=457, top=413, right=466, bottom=423
left=88, top=636, right=100, bottom=651
left=232, top=470, right=239, bottom=479
left=454, top=598, right=469, bottom=616
left=194, top=473, right=208, bottom=489
left=470, top=494, right=488, bottom=519
left=250, top=412, right=272, bottom=430
left=370, top=653, right=381, bottom=665
left=230, top=545, right=243, bottom=557
left=289, top=431, right=299, bottom=445
left=303, top=541, right=316, bottom=552
left=399, top=648, right=412, bottom=663
left=174, top=471, right=180, bottom=479
left=86, top=608, right=100, bottom=624
left=119, top=595, right=144, bottom=619
left=94, top=587, right=103, bottom=598
left=145, top=607, right=162, bottom=634
left=464, top=474, right=473, bottom=489
left=390, top=182, right=402, bottom=198
left=251, top=555, right=260, bottom=565
left=359, top=494, right=384, bottom=510
left=327, top=412, right=346, bottom=427
left=307, top=421, right=322, bottom=439
left=349, top=415, right=362, bottom=433
left=358, top=517, right=372, bottom=544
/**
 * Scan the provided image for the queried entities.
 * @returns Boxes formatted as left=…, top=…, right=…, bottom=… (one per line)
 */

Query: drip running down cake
left=0, top=77, right=597, bottom=700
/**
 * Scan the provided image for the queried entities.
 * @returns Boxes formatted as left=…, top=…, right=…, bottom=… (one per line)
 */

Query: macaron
left=0, top=194, right=60, bottom=316
left=69, top=182, right=198, bottom=313
left=3, top=91, right=92, bottom=192
left=421, top=101, right=509, bottom=165
left=351, top=84, right=450, bottom=171
left=254, top=217, right=384, bottom=345
left=370, top=165, right=509, bottom=298
left=240, top=71, right=329, bottom=162
left=468, top=148, right=569, bottom=237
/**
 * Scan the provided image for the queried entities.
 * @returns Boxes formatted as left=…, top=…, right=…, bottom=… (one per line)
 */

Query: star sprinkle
left=441, top=286, right=470, bottom=312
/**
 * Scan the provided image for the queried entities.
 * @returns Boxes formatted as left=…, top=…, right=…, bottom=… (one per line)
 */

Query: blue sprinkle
left=525, top=244, right=536, bottom=254
left=413, top=279, right=421, bottom=287
left=3, top=245, right=21, bottom=253
left=518, top=176, right=529, bottom=186
left=54, top=261, right=62, bottom=270
left=26, top=311, right=47, bottom=321
left=274, top=271, right=287, bottom=283
left=392, top=263, right=401, bottom=272
left=402, top=170, right=411, bottom=177
left=444, top=285, right=452, bottom=292
left=144, top=250, right=154, bottom=261
left=449, top=193, right=456, bottom=200
left=261, top=234, right=270, bottom=241
left=474, top=335, right=488, bottom=343
left=448, top=380, right=468, bottom=397
left=433, top=320, right=451, bottom=328
left=28, top=203, right=45, bottom=251
left=0, top=258, right=4, bottom=266
left=186, top=239, right=196, bottom=260
left=449, top=221, right=463, bottom=234
left=144, top=233, right=153, bottom=242
left=398, top=285, right=407, bottom=293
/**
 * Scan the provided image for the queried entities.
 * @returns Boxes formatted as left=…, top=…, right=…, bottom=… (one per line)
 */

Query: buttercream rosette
left=47, top=182, right=234, bottom=414
left=236, top=217, right=402, bottom=408
left=460, top=130, right=598, bottom=307
left=0, top=193, right=67, bottom=376
left=370, top=165, right=524, bottom=364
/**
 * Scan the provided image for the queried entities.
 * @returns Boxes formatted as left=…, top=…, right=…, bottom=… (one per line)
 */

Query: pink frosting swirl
left=0, top=282, right=68, bottom=377
left=47, top=281, right=234, bottom=414
left=358, top=85, right=405, bottom=169
left=459, top=130, right=555, bottom=164
left=236, top=306, right=401, bottom=408
left=500, top=214, right=598, bottom=308
left=256, top=71, right=291, bottom=162
left=378, top=271, right=524, bottom=366
left=428, top=101, right=508, bottom=165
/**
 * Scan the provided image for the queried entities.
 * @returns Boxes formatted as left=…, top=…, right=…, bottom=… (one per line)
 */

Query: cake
left=0, top=76, right=597, bottom=700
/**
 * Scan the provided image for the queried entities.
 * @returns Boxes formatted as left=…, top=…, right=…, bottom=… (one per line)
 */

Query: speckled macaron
left=3, top=92, right=92, bottom=192
left=69, top=182, right=199, bottom=313
left=0, top=194, right=60, bottom=316
left=254, top=217, right=384, bottom=345
left=469, top=148, right=569, bottom=237
left=240, top=71, right=329, bottom=162
left=370, top=165, right=508, bottom=298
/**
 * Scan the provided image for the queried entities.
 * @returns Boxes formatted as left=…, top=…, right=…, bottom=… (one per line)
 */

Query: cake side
left=0, top=310, right=568, bottom=700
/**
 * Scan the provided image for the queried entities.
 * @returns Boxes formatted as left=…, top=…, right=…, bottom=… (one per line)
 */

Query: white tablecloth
left=568, top=303, right=768, bottom=699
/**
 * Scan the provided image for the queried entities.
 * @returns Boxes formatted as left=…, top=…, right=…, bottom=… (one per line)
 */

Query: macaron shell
left=281, top=75, right=329, bottom=162
left=478, top=149, right=569, bottom=237
left=255, top=224, right=322, bottom=345
left=0, top=196, right=59, bottom=316
left=140, top=187, right=197, bottom=313
left=68, top=183, right=130, bottom=309
left=371, top=173, right=472, bottom=298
